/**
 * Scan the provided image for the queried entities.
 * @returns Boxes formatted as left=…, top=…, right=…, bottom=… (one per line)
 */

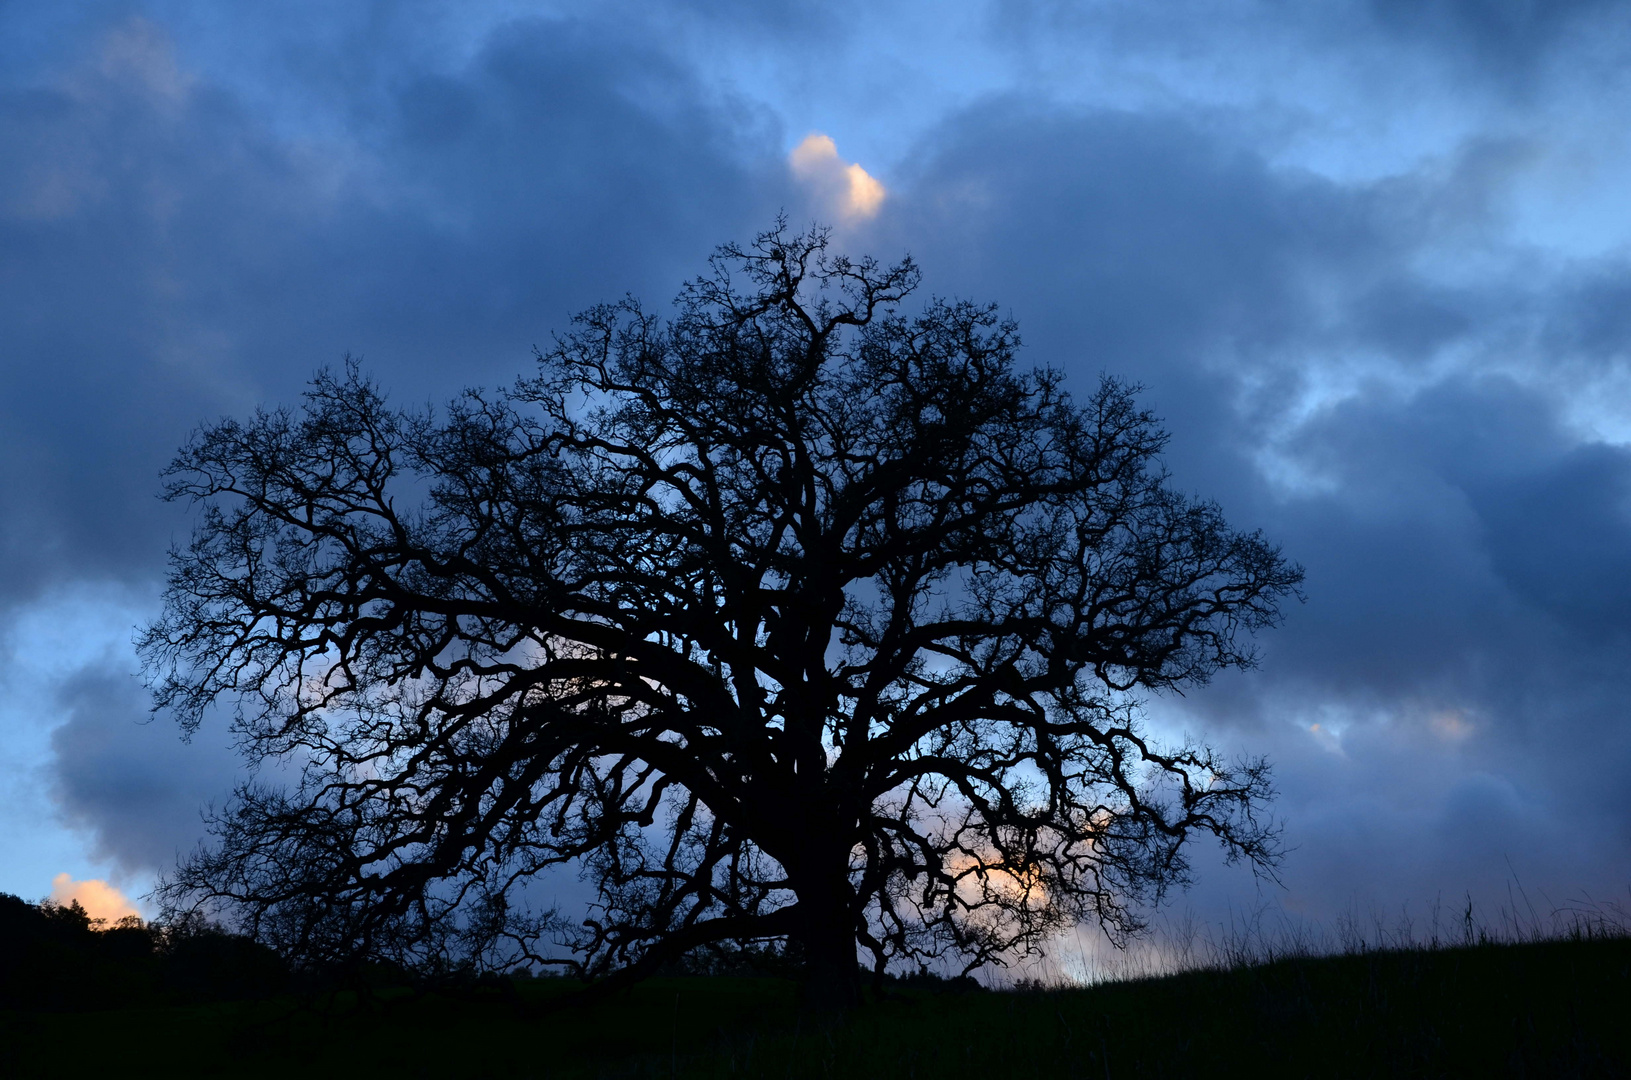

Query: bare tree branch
left=142, top=219, right=1303, bottom=1011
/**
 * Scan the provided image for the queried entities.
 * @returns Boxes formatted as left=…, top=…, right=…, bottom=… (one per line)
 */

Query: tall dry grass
left=992, top=879, right=1631, bottom=990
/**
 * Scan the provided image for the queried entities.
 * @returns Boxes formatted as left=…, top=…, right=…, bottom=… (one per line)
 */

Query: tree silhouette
left=143, top=221, right=1301, bottom=1010
left=0, top=893, right=285, bottom=1009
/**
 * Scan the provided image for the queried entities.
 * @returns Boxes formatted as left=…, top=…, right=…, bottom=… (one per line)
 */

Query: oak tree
left=143, top=222, right=1301, bottom=1010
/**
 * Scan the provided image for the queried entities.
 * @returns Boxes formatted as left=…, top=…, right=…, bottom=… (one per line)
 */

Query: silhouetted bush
left=879, top=969, right=985, bottom=994
left=658, top=940, right=808, bottom=979
left=159, top=914, right=288, bottom=1002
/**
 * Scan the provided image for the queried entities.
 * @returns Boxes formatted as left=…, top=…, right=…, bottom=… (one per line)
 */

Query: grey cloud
left=993, top=0, right=1629, bottom=90
left=886, top=97, right=1631, bottom=680
left=882, top=101, right=1395, bottom=501
left=2, top=5, right=789, bottom=879
left=1471, top=444, right=1631, bottom=631
left=1364, top=0, right=1623, bottom=74
left=1346, top=279, right=1476, bottom=357
left=49, top=665, right=239, bottom=876
left=1543, top=266, right=1631, bottom=362
left=0, top=10, right=781, bottom=604
left=1255, top=375, right=1631, bottom=717
left=880, top=95, right=1631, bottom=923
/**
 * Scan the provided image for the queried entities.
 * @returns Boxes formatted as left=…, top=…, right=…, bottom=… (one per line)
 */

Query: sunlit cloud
left=49, top=873, right=140, bottom=925
left=789, top=133, right=886, bottom=220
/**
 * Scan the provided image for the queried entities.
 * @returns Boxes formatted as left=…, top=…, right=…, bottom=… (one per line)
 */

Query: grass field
left=3, top=935, right=1627, bottom=1078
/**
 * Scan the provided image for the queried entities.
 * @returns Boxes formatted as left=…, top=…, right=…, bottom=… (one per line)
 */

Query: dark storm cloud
left=994, top=0, right=1629, bottom=82
left=1364, top=0, right=1622, bottom=73
left=881, top=100, right=1392, bottom=497
left=889, top=97, right=1631, bottom=679
left=49, top=665, right=239, bottom=876
left=883, top=96, right=1631, bottom=917
left=1477, top=443, right=1631, bottom=627
left=1279, top=378, right=1631, bottom=653
left=0, top=11, right=778, bottom=606
left=3, top=8, right=781, bottom=874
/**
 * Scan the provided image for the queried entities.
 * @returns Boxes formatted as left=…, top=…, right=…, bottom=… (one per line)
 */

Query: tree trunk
left=793, top=865, right=863, bottom=1013
left=797, top=908, right=862, bottom=1012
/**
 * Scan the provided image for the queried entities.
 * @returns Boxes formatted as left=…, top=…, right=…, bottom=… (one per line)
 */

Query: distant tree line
left=0, top=892, right=287, bottom=1011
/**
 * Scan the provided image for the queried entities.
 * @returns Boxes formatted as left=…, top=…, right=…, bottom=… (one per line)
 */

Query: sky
left=2, top=0, right=1630, bottom=955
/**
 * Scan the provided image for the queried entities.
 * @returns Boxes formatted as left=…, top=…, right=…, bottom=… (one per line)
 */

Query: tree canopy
left=143, top=221, right=1302, bottom=1010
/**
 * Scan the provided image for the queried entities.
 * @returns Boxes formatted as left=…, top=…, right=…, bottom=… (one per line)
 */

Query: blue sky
left=3, top=0, right=1630, bottom=941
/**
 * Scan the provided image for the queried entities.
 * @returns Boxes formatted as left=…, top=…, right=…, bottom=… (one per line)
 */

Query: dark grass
left=3, top=935, right=1627, bottom=1078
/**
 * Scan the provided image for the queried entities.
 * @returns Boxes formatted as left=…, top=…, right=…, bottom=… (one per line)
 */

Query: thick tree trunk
left=792, top=865, right=863, bottom=1012
left=798, top=913, right=861, bottom=1012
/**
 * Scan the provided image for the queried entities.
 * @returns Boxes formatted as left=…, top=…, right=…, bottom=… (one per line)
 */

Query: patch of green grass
left=3, top=937, right=1627, bottom=1078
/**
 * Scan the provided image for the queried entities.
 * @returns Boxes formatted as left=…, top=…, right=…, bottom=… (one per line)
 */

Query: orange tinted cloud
left=50, top=873, right=141, bottom=925
left=789, top=133, right=886, bottom=220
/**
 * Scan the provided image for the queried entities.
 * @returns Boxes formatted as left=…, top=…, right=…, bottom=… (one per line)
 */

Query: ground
left=3, top=937, right=1627, bottom=1078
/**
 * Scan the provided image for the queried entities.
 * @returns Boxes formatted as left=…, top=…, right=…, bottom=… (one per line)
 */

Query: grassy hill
left=3, top=934, right=1627, bottom=1078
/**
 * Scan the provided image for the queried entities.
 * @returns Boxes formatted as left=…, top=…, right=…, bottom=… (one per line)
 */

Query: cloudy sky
left=3, top=0, right=1630, bottom=946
